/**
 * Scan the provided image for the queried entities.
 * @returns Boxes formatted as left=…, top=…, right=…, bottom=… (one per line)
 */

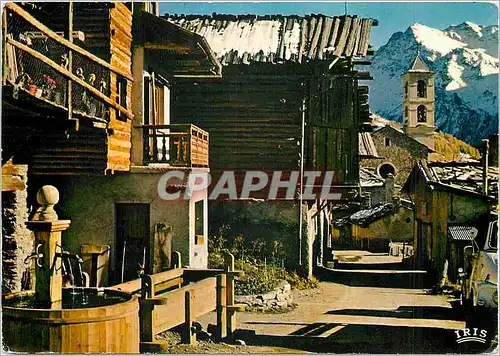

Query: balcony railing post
left=143, top=127, right=150, bottom=164
left=152, top=129, right=158, bottom=162
left=187, top=125, right=193, bottom=167
left=161, top=134, right=167, bottom=162
left=142, top=124, right=208, bottom=167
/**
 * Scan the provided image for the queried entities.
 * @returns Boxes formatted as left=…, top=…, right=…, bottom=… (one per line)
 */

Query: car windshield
left=488, top=221, right=498, bottom=250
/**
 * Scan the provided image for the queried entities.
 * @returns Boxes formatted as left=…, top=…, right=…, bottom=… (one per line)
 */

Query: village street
left=193, top=251, right=496, bottom=354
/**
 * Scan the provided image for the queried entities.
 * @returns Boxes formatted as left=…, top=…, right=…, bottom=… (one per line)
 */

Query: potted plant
left=42, top=74, right=57, bottom=101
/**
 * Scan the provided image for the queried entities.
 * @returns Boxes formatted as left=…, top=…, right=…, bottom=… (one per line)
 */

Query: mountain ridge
left=369, top=21, right=498, bottom=146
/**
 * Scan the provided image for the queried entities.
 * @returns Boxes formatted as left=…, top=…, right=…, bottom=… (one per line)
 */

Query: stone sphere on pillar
left=36, top=185, right=60, bottom=221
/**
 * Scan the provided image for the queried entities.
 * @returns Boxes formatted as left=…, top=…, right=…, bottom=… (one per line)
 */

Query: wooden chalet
left=2, top=2, right=221, bottom=289
left=166, top=14, right=377, bottom=199
left=2, top=2, right=134, bottom=175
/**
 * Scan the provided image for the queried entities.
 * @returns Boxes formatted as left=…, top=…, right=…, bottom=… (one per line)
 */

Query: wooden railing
left=110, top=251, right=244, bottom=352
left=2, top=3, right=133, bottom=123
left=142, top=124, right=209, bottom=167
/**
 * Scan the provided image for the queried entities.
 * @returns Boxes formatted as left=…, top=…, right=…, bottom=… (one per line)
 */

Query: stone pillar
left=2, top=162, right=32, bottom=293
left=25, top=185, right=71, bottom=307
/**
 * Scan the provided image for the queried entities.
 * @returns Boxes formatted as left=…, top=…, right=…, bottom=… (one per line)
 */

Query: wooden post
left=224, top=252, right=236, bottom=337
left=215, top=274, right=227, bottom=342
left=66, top=1, right=73, bottom=125
left=139, top=301, right=155, bottom=342
left=182, top=291, right=196, bottom=344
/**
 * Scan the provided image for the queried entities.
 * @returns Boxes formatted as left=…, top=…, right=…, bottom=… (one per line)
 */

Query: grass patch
left=210, top=256, right=317, bottom=296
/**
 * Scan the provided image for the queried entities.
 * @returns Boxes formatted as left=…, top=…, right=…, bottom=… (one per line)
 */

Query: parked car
left=458, top=216, right=497, bottom=331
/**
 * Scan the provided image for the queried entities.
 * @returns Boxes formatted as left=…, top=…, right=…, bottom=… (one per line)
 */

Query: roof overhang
left=133, top=11, right=222, bottom=79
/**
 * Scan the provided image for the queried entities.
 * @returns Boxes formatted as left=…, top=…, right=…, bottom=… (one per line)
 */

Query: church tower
left=402, top=53, right=435, bottom=150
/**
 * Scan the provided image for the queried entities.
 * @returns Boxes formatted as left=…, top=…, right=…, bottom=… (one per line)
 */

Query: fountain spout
left=55, top=250, right=85, bottom=287
left=56, top=251, right=83, bottom=264
left=24, top=244, right=44, bottom=267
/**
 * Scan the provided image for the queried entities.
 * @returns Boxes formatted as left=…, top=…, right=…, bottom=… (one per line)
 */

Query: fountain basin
left=2, top=288, right=140, bottom=353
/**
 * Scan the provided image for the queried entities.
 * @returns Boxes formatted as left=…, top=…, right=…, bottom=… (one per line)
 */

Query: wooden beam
left=66, top=2, right=73, bottom=123
left=139, top=300, right=155, bottom=342
left=2, top=8, right=7, bottom=85
left=215, top=274, right=227, bottom=342
left=23, top=30, right=85, bottom=42
left=5, top=2, right=133, bottom=81
left=182, top=291, right=196, bottom=344
left=6, top=37, right=133, bottom=119
left=143, top=42, right=193, bottom=52
left=224, top=251, right=236, bottom=337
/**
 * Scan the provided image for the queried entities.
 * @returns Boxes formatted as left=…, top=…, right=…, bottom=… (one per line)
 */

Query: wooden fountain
left=2, top=186, right=140, bottom=353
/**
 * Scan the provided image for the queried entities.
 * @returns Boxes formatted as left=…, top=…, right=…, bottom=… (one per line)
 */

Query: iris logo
left=454, top=328, right=488, bottom=344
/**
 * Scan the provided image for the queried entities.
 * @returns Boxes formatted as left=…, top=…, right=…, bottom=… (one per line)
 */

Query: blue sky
left=159, top=1, right=499, bottom=49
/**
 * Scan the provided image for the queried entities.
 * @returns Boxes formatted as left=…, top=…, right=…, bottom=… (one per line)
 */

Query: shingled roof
left=359, top=132, right=380, bottom=158
left=403, top=160, right=498, bottom=201
left=360, top=167, right=384, bottom=188
left=164, top=14, right=376, bottom=65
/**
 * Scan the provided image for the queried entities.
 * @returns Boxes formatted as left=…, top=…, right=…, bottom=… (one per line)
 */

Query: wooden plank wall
left=107, top=3, right=133, bottom=172
left=29, top=126, right=108, bottom=175
left=172, top=65, right=360, bottom=186
left=171, top=70, right=307, bottom=171
left=309, top=73, right=359, bottom=184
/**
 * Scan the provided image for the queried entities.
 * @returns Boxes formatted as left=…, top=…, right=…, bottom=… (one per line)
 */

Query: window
left=143, top=72, right=170, bottom=125
left=417, top=80, right=427, bottom=98
left=195, top=200, right=204, bottom=245
left=417, top=105, right=427, bottom=123
left=385, top=138, right=391, bottom=147
left=404, top=82, right=408, bottom=98
left=377, top=163, right=397, bottom=179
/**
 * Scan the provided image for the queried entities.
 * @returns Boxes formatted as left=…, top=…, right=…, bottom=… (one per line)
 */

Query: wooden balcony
left=2, top=2, right=133, bottom=125
left=142, top=124, right=209, bottom=167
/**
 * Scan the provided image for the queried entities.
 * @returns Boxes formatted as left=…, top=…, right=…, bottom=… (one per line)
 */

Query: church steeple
left=402, top=53, right=435, bottom=150
left=408, top=54, right=430, bottom=72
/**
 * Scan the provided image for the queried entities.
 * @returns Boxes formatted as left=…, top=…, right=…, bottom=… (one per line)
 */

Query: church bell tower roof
left=407, top=53, right=431, bottom=73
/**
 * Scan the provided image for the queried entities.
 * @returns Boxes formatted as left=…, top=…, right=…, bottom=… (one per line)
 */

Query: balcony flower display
left=42, top=74, right=57, bottom=101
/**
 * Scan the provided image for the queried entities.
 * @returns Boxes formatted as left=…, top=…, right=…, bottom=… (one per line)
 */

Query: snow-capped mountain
left=369, top=22, right=498, bottom=145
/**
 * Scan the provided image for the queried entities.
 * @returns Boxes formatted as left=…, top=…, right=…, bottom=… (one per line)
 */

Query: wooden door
left=416, top=220, right=432, bottom=269
left=115, top=203, right=150, bottom=283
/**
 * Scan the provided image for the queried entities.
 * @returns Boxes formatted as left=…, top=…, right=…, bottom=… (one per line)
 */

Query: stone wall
left=2, top=187, right=33, bottom=293
left=361, top=126, right=429, bottom=187
left=235, top=281, right=293, bottom=311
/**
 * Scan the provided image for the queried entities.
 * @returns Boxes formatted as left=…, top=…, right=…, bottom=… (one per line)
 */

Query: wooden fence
left=110, top=251, right=244, bottom=351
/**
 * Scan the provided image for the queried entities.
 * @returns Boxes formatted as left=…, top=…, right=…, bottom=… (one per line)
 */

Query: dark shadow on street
left=235, top=322, right=494, bottom=354
left=316, top=267, right=432, bottom=289
left=325, top=305, right=463, bottom=321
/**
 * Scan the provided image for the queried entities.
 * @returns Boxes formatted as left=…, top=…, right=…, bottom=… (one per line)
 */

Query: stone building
left=361, top=124, right=431, bottom=188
